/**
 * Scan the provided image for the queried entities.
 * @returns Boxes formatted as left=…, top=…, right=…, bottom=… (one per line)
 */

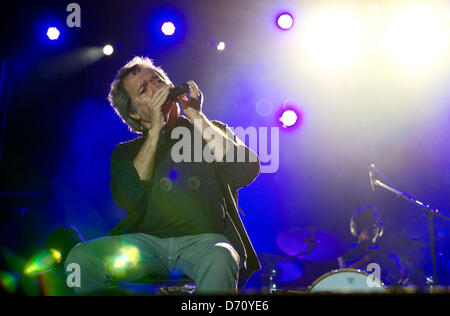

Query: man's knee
left=64, top=242, right=86, bottom=268
left=214, top=242, right=240, bottom=268
left=194, top=245, right=239, bottom=294
left=201, top=243, right=240, bottom=271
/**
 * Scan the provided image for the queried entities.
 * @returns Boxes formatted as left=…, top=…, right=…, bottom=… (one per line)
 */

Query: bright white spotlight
left=161, top=22, right=176, bottom=36
left=366, top=3, right=381, bottom=26
left=301, top=8, right=367, bottom=70
left=46, top=27, right=60, bottom=40
left=279, top=110, right=298, bottom=128
left=217, top=41, right=226, bottom=51
left=277, top=13, right=294, bottom=30
left=383, top=4, right=449, bottom=72
left=103, top=44, right=114, bottom=56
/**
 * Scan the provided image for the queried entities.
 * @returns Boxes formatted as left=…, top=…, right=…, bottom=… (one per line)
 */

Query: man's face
left=123, top=65, right=171, bottom=120
left=358, top=224, right=380, bottom=244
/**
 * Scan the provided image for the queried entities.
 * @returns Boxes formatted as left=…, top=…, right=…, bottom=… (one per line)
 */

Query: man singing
left=64, top=57, right=261, bottom=295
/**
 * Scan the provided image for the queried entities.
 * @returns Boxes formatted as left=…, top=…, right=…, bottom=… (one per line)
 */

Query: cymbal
left=256, top=253, right=286, bottom=264
left=392, top=238, right=425, bottom=251
left=276, top=227, right=347, bottom=262
left=389, top=238, right=427, bottom=266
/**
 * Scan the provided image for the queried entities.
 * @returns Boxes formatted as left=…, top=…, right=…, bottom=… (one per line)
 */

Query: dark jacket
left=107, top=116, right=261, bottom=290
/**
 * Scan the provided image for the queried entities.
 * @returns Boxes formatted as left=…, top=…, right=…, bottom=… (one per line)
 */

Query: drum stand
left=260, top=240, right=317, bottom=293
left=372, top=167, right=450, bottom=286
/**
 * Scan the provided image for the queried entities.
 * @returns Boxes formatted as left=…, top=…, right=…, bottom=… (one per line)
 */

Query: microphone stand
left=372, top=173, right=450, bottom=286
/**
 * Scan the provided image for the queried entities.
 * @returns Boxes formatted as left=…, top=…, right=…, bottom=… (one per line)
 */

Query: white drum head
left=308, top=269, right=386, bottom=294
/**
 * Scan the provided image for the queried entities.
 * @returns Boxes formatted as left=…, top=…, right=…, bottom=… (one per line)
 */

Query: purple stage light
left=276, top=105, right=302, bottom=131
left=161, top=21, right=176, bottom=36
left=279, top=110, right=297, bottom=127
left=46, top=27, right=60, bottom=40
left=276, top=12, right=294, bottom=30
left=217, top=41, right=226, bottom=51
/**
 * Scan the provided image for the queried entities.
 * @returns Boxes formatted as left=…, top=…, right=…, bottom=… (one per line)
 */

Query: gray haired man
left=64, top=57, right=261, bottom=295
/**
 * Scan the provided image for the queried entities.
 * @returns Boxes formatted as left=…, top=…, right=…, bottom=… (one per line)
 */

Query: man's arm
left=187, top=111, right=237, bottom=162
left=212, top=122, right=260, bottom=190
left=110, top=92, right=165, bottom=212
left=181, top=80, right=260, bottom=190
left=347, top=255, right=371, bottom=269
left=110, top=142, right=155, bottom=214
left=133, top=125, right=161, bottom=180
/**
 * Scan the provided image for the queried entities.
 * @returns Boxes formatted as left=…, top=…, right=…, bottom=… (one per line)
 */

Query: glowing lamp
left=46, top=27, right=60, bottom=40
left=277, top=13, right=294, bottom=30
left=103, top=44, right=114, bottom=56
left=217, top=41, right=226, bottom=51
left=279, top=109, right=298, bottom=128
left=161, top=22, right=176, bottom=36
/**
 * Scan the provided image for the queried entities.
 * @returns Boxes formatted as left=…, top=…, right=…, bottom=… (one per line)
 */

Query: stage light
left=277, top=13, right=294, bottom=30
left=0, top=271, right=18, bottom=294
left=46, top=27, right=60, bottom=40
left=217, top=41, right=226, bottom=51
left=45, top=224, right=85, bottom=267
left=161, top=21, right=176, bottom=36
left=383, top=4, right=449, bottom=72
left=23, top=251, right=56, bottom=275
left=112, top=246, right=140, bottom=270
left=301, top=8, right=367, bottom=70
left=49, top=249, right=62, bottom=264
left=366, top=3, right=381, bottom=27
left=279, top=109, right=298, bottom=128
left=103, top=44, right=114, bottom=56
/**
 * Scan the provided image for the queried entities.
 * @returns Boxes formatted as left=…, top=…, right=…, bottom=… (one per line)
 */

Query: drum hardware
left=276, top=227, right=347, bottom=261
left=257, top=253, right=310, bottom=294
left=257, top=253, right=296, bottom=294
left=258, top=227, right=347, bottom=294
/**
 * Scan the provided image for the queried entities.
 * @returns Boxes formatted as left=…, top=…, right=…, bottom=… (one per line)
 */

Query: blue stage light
left=46, top=27, right=60, bottom=40
left=161, top=21, right=176, bottom=36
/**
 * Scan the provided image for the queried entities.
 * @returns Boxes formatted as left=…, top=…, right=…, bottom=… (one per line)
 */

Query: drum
left=307, top=269, right=386, bottom=294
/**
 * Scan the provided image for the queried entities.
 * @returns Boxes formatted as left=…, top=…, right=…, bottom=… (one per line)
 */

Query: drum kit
left=256, top=227, right=417, bottom=294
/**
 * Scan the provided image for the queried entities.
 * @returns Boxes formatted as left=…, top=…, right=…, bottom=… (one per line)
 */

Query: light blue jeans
left=64, top=233, right=240, bottom=295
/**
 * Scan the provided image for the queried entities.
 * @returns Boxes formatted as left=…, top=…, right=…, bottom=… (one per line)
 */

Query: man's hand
left=132, top=86, right=170, bottom=181
left=177, top=80, right=238, bottom=162
left=145, top=85, right=170, bottom=130
left=179, top=80, right=203, bottom=121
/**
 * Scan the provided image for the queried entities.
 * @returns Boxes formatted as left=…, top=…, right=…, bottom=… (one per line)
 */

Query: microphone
left=369, top=164, right=376, bottom=191
left=162, top=83, right=190, bottom=114
left=168, top=83, right=190, bottom=102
